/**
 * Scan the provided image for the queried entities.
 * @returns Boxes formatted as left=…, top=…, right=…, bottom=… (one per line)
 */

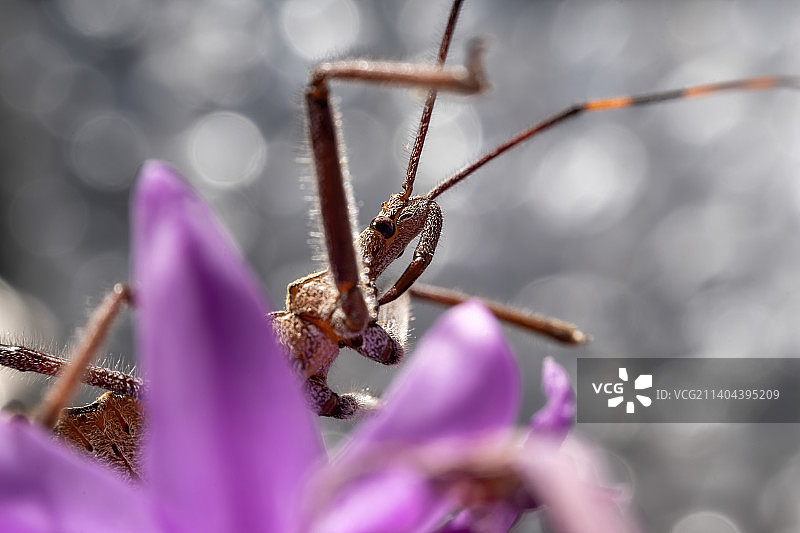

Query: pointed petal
left=132, top=161, right=322, bottom=532
left=0, top=417, right=154, bottom=533
left=345, top=301, right=520, bottom=455
left=529, top=357, right=575, bottom=441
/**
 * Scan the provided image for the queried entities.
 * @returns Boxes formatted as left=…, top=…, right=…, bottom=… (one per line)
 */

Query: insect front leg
left=306, top=90, right=369, bottom=338
left=377, top=202, right=443, bottom=306
left=304, top=42, right=486, bottom=340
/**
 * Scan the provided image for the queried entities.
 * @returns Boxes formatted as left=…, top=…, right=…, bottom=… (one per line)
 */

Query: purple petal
left=529, top=357, right=575, bottom=441
left=0, top=417, right=155, bottom=532
left=440, top=359, right=573, bottom=532
left=344, top=301, right=521, bottom=456
left=308, top=469, right=450, bottom=533
left=132, top=161, right=322, bottom=532
left=437, top=505, right=519, bottom=533
left=319, top=302, right=519, bottom=533
left=515, top=439, right=639, bottom=533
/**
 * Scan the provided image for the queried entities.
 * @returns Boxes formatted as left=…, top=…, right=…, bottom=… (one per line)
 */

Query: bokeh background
left=2, top=0, right=800, bottom=531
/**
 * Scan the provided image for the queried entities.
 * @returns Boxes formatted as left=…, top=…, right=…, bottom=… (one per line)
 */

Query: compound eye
left=371, top=216, right=396, bottom=239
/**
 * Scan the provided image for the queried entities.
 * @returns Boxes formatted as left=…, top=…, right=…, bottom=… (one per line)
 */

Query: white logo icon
left=608, top=368, right=652, bottom=413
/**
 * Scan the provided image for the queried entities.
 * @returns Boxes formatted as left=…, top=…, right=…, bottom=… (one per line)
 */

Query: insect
left=1, top=0, right=799, bottom=476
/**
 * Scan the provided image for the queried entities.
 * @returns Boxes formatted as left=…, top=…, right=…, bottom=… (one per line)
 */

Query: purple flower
left=529, top=357, right=576, bottom=441
left=433, top=357, right=577, bottom=533
left=0, top=161, right=636, bottom=533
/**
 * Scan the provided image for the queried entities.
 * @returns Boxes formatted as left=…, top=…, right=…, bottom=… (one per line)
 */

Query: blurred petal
left=437, top=505, right=518, bottom=533
left=309, top=469, right=449, bottom=533
left=132, top=161, right=322, bottom=532
left=345, top=301, right=520, bottom=456
left=515, top=439, right=639, bottom=533
left=440, top=359, right=576, bottom=533
left=0, top=418, right=155, bottom=533
left=320, top=302, right=519, bottom=533
left=529, top=357, right=575, bottom=441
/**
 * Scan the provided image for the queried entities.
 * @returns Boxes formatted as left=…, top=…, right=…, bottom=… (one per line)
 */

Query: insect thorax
left=271, top=269, right=378, bottom=377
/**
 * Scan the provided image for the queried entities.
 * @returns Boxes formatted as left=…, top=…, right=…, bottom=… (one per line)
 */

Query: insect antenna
left=426, top=75, right=800, bottom=200
left=401, top=0, right=465, bottom=200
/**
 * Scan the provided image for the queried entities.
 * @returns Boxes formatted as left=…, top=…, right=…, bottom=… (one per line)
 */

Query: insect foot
left=305, top=375, right=380, bottom=419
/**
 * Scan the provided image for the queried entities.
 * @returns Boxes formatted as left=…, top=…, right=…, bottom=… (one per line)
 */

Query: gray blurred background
left=2, top=0, right=800, bottom=531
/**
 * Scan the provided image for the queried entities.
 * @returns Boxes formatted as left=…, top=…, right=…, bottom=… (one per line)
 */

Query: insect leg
left=0, top=284, right=142, bottom=399
left=408, top=283, right=588, bottom=345
left=35, top=283, right=132, bottom=427
left=377, top=201, right=443, bottom=306
left=340, top=322, right=405, bottom=366
left=305, top=41, right=487, bottom=336
left=306, top=374, right=378, bottom=420
left=0, top=344, right=143, bottom=398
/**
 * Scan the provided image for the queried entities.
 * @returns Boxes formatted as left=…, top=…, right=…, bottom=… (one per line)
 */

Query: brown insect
left=1, top=0, right=799, bottom=476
